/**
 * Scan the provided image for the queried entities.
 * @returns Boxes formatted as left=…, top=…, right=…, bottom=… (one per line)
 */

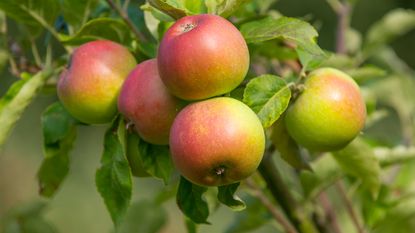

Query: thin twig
left=246, top=178, right=299, bottom=233
left=122, top=0, right=131, bottom=11
left=105, top=0, right=149, bottom=43
left=318, top=192, right=342, bottom=233
left=335, top=181, right=366, bottom=233
left=30, top=38, right=42, bottom=68
left=335, top=1, right=350, bottom=54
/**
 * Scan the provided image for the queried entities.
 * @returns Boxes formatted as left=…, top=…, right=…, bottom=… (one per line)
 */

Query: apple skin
left=170, top=97, right=265, bottom=186
left=118, top=59, right=183, bottom=145
left=58, top=40, right=136, bottom=124
left=158, top=14, right=249, bottom=100
left=285, top=68, right=366, bottom=152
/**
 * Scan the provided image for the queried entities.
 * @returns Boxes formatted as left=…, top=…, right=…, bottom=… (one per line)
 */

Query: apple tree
left=1, top=0, right=415, bottom=233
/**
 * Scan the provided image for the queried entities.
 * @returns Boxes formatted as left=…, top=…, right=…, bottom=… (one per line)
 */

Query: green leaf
left=96, top=117, right=132, bottom=228
left=206, top=0, right=249, bottom=18
left=137, top=138, right=174, bottom=184
left=183, top=0, right=207, bottom=14
left=300, top=153, right=342, bottom=199
left=296, top=46, right=327, bottom=70
left=365, top=9, right=415, bottom=55
left=0, top=0, right=59, bottom=35
left=345, top=28, right=362, bottom=54
left=184, top=217, right=198, bottom=233
left=217, top=183, right=246, bottom=211
left=176, top=177, right=210, bottom=224
left=60, top=18, right=134, bottom=46
left=225, top=196, right=272, bottom=233
left=271, top=117, right=310, bottom=170
left=118, top=200, right=168, bottom=233
left=2, top=201, right=57, bottom=233
left=332, top=137, right=381, bottom=198
left=125, top=132, right=150, bottom=177
left=374, top=146, right=415, bottom=167
left=0, top=49, right=8, bottom=72
left=0, top=69, right=52, bottom=149
left=240, top=16, right=327, bottom=60
left=37, top=102, right=77, bottom=198
left=148, top=0, right=191, bottom=20
left=347, top=65, right=387, bottom=84
left=243, top=74, right=291, bottom=128
left=60, top=0, right=99, bottom=29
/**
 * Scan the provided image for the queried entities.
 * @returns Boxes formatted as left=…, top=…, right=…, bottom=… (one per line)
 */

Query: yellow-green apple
left=285, top=68, right=366, bottom=152
left=170, top=97, right=265, bottom=186
left=118, top=59, right=183, bottom=145
left=57, top=40, right=136, bottom=124
left=157, top=14, right=249, bottom=100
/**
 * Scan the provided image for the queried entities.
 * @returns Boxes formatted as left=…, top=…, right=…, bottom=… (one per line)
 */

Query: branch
left=318, top=192, right=343, bottom=233
left=105, top=0, right=149, bottom=43
left=335, top=1, right=350, bottom=54
left=258, top=146, right=319, bottom=233
left=335, top=181, right=366, bottom=233
left=245, top=178, right=299, bottom=233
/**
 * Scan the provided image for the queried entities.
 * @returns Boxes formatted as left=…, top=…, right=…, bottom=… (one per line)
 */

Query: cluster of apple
left=57, top=14, right=265, bottom=186
left=57, top=13, right=367, bottom=187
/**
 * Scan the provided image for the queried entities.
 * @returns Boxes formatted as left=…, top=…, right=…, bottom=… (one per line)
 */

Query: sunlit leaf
left=0, top=70, right=52, bottom=149
left=243, top=74, right=291, bottom=128
left=241, top=16, right=327, bottom=63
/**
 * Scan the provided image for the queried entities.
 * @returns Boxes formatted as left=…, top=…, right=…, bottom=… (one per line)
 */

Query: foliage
left=0, top=0, right=415, bottom=233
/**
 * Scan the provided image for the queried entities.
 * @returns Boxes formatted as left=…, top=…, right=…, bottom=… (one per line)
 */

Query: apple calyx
left=214, top=166, right=226, bottom=176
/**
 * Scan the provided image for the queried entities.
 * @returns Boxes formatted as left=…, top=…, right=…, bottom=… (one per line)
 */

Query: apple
left=157, top=14, right=249, bottom=100
left=118, top=59, right=183, bottom=145
left=57, top=40, right=136, bottom=124
left=170, top=97, right=265, bottom=186
left=285, top=68, right=366, bottom=152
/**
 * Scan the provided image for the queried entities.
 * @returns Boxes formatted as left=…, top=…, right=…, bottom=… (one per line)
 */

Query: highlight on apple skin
left=57, top=40, right=136, bottom=124
left=169, top=97, right=265, bottom=186
left=157, top=14, right=250, bottom=101
left=285, top=68, right=367, bottom=152
left=118, top=59, right=183, bottom=145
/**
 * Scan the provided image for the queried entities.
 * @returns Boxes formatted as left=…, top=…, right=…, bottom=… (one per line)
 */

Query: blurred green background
left=0, top=0, right=414, bottom=232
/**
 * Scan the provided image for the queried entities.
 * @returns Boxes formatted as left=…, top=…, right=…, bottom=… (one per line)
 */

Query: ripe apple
left=170, top=97, right=265, bottom=186
left=158, top=14, right=249, bottom=100
left=57, top=40, right=136, bottom=124
left=118, top=59, right=183, bottom=145
left=285, top=68, right=366, bottom=152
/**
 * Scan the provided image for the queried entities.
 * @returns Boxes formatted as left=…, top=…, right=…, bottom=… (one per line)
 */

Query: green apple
left=118, top=59, right=183, bottom=145
left=158, top=14, right=249, bottom=100
left=285, top=68, right=366, bottom=151
left=58, top=40, right=136, bottom=124
left=170, top=97, right=265, bottom=186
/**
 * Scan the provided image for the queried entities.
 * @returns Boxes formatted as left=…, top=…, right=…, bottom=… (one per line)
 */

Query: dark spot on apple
left=181, top=23, right=195, bottom=33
